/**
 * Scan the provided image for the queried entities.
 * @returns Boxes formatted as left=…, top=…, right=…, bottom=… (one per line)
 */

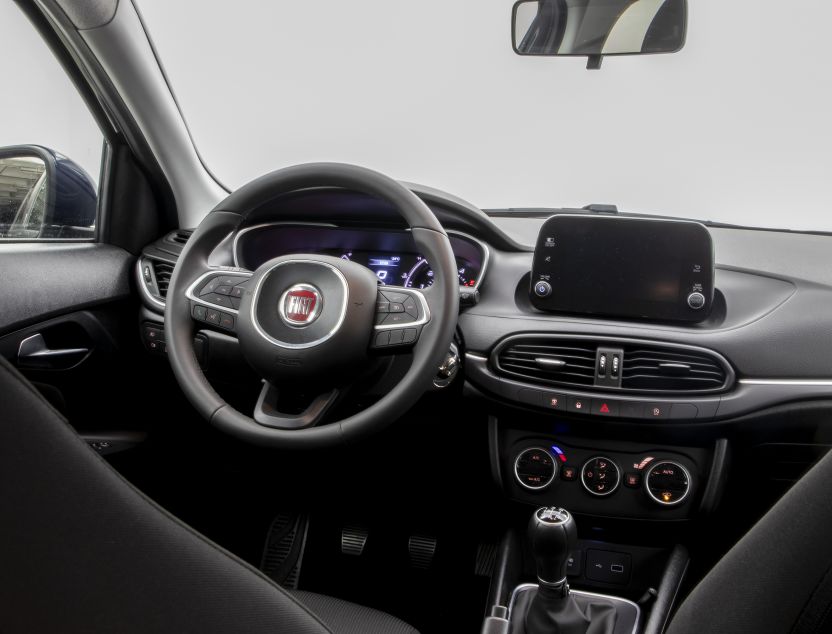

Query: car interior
left=2, top=1, right=832, bottom=633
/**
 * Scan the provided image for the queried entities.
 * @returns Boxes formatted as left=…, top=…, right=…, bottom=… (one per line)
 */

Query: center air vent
left=493, top=335, right=733, bottom=394
left=621, top=345, right=727, bottom=392
left=151, top=260, right=175, bottom=298
left=495, top=338, right=597, bottom=388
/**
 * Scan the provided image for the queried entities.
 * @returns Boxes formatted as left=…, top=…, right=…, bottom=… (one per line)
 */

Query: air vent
left=166, top=229, right=193, bottom=245
left=495, top=338, right=597, bottom=388
left=492, top=336, right=733, bottom=394
left=621, top=345, right=727, bottom=393
left=151, top=260, right=175, bottom=298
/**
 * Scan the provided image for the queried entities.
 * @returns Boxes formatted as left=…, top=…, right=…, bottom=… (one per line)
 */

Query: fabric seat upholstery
left=0, top=355, right=418, bottom=634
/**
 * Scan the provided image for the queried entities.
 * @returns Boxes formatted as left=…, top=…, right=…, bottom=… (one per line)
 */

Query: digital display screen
left=531, top=216, right=713, bottom=322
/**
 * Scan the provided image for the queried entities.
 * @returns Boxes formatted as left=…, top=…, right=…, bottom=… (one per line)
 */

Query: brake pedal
left=341, top=525, right=369, bottom=556
left=408, top=535, right=437, bottom=569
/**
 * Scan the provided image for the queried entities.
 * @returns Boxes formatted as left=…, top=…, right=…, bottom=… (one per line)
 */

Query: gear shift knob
left=528, top=506, right=577, bottom=586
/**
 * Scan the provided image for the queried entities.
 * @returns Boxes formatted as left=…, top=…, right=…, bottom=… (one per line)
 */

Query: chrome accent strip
left=447, top=229, right=490, bottom=291
left=249, top=259, right=348, bottom=350
left=374, top=286, right=431, bottom=331
left=185, top=270, right=253, bottom=315
left=507, top=583, right=640, bottom=634
left=645, top=461, right=693, bottom=507
left=739, top=379, right=832, bottom=386
left=136, top=257, right=167, bottom=310
left=466, top=352, right=488, bottom=362
left=514, top=448, right=558, bottom=491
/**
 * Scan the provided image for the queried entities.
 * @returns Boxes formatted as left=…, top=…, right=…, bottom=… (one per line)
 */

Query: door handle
left=17, top=333, right=89, bottom=370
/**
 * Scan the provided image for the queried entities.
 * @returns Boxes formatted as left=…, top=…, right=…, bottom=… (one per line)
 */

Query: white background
left=3, top=1, right=831, bottom=230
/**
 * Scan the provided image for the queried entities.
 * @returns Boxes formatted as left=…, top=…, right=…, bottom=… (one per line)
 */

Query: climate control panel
left=502, top=435, right=707, bottom=520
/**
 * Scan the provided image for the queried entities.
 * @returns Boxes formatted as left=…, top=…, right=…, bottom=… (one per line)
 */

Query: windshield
left=139, top=0, right=831, bottom=232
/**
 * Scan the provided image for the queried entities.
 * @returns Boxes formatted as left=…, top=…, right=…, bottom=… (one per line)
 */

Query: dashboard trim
left=230, top=221, right=490, bottom=291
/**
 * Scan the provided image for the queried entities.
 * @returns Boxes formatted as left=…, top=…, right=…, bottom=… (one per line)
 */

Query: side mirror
left=512, top=0, right=687, bottom=69
left=0, top=145, right=97, bottom=239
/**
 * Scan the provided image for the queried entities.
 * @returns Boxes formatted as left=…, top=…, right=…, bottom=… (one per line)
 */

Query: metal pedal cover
left=408, top=535, right=437, bottom=569
left=475, top=542, right=498, bottom=577
left=341, top=525, right=368, bottom=556
left=260, top=512, right=309, bottom=589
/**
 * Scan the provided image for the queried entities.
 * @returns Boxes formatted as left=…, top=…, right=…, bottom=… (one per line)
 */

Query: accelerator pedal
left=408, top=535, right=437, bottom=570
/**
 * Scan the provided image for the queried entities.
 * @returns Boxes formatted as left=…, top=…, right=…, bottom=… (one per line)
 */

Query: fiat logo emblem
left=278, top=284, right=322, bottom=327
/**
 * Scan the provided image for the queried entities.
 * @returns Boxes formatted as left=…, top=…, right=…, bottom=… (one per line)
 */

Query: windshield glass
left=139, top=0, right=831, bottom=232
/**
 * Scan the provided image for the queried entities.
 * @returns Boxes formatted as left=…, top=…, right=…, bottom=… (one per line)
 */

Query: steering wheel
left=164, top=163, right=459, bottom=448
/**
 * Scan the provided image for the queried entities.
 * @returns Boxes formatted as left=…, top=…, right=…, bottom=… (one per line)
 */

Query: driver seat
left=0, top=355, right=418, bottom=634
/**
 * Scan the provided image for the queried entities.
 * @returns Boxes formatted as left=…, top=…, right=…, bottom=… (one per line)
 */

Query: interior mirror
left=512, top=0, right=687, bottom=67
left=0, top=145, right=96, bottom=239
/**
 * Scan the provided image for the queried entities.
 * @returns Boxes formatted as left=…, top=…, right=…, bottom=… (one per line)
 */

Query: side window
left=0, top=4, right=103, bottom=240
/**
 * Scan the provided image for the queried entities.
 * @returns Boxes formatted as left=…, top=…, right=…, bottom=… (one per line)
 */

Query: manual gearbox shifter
left=528, top=506, right=577, bottom=591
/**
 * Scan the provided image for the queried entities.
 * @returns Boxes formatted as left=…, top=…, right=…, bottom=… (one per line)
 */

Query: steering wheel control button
left=199, top=277, right=221, bottom=296
left=214, top=285, right=233, bottom=296
left=592, top=399, right=619, bottom=417
left=567, top=396, right=590, bottom=414
left=389, top=302, right=405, bottom=313
left=219, top=313, right=235, bottom=330
left=645, top=460, right=692, bottom=506
left=192, top=305, right=207, bottom=321
left=403, top=296, right=419, bottom=317
left=202, top=293, right=233, bottom=308
left=381, top=290, right=409, bottom=304
left=581, top=456, right=621, bottom=497
left=402, top=328, right=418, bottom=343
left=687, top=291, right=706, bottom=310
left=645, top=403, right=670, bottom=419
left=533, top=280, right=552, bottom=298
left=376, top=301, right=390, bottom=313
left=205, top=309, right=221, bottom=325
left=389, top=329, right=405, bottom=345
left=514, top=448, right=557, bottom=490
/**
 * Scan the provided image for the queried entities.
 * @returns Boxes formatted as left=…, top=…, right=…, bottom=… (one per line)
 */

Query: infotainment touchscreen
left=530, top=215, right=714, bottom=322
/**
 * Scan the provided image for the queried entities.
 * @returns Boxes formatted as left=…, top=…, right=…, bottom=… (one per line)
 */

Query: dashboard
left=233, top=225, right=487, bottom=290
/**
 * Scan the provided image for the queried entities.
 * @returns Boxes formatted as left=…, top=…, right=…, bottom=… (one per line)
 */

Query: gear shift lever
left=518, top=507, right=616, bottom=634
left=528, top=506, right=576, bottom=591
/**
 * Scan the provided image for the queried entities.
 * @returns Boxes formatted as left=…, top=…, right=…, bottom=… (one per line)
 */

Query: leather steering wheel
left=165, top=163, right=459, bottom=448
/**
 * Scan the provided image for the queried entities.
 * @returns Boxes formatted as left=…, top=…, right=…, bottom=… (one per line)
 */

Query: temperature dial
left=514, top=448, right=557, bottom=490
left=645, top=460, right=692, bottom=506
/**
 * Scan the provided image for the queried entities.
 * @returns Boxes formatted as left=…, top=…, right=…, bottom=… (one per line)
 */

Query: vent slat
left=151, top=261, right=175, bottom=299
left=494, top=337, right=730, bottom=394
left=496, top=338, right=597, bottom=388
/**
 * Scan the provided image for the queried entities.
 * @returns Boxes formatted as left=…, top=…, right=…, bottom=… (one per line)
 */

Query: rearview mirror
left=512, top=0, right=687, bottom=66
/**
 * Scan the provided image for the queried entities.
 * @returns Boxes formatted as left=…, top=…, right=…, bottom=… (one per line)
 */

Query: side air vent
left=167, top=229, right=193, bottom=245
left=621, top=345, right=727, bottom=393
left=495, top=338, right=598, bottom=388
left=492, top=335, right=733, bottom=394
left=151, top=260, right=175, bottom=298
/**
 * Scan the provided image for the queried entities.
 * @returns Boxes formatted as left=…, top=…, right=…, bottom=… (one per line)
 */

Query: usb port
left=610, top=564, right=624, bottom=574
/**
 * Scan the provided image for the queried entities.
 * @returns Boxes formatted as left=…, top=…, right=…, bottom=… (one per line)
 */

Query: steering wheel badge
left=279, top=283, right=322, bottom=327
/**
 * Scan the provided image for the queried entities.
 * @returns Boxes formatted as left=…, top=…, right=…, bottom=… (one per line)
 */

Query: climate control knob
left=580, top=456, right=620, bottom=496
left=645, top=460, right=692, bottom=506
left=514, top=447, right=557, bottom=490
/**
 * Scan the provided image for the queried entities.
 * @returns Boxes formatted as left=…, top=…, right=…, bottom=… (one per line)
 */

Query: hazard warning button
left=592, top=399, right=620, bottom=417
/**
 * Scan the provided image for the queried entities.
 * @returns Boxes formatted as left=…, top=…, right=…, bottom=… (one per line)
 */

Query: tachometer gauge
left=404, top=258, right=434, bottom=289
left=405, top=257, right=478, bottom=288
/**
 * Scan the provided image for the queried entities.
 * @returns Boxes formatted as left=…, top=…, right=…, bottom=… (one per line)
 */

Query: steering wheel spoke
left=254, top=381, right=340, bottom=429
left=371, top=286, right=430, bottom=350
left=186, top=268, right=253, bottom=334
